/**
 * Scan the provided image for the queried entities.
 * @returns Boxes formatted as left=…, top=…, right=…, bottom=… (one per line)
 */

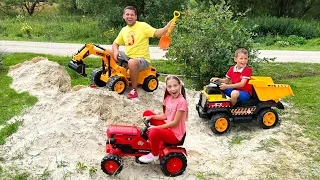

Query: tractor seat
left=164, top=133, right=186, bottom=146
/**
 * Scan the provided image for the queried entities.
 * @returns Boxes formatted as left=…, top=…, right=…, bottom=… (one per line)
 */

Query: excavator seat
left=117, top=55, right=129, bottom=68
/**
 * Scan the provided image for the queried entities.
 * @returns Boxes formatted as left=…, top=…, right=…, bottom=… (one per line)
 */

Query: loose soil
left=1, top=57, right=318, bottom=179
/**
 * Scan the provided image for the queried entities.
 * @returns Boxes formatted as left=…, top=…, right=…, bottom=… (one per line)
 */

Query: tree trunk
left=26, top=1, right=37, bottom=16
left=24, top=0, right=48, bottom=16
left=279, top=0, right=289, bottom=17
left=72, top=0, right=78, bottom=11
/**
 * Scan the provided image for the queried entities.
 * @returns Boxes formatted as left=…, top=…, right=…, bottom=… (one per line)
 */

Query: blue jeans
left=222, top=88, right=250, bottom=102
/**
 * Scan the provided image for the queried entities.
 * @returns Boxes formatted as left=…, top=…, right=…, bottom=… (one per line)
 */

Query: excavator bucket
left=68, top=60, right=87, bottom=77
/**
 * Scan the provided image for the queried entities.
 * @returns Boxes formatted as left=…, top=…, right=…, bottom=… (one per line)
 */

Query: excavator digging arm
left=68, top=43, right=112, bottom=77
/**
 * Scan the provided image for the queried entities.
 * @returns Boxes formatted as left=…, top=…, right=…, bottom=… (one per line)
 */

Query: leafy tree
left=64, top=0, right=187, bottom=30
left=229, top=0, right=320, bottom=19
left=142, top=0, right=187, bottom=28
left=166, top=1, right=263, bottom=89
left=194, top=0, right=320, bottom=19
left=57, top=0, right=83, bottom=14
left=1, top=0, right=53, bottom=16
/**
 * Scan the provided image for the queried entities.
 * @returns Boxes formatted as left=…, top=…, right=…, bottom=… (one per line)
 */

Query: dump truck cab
left=196, top=76, right=294, bottom=134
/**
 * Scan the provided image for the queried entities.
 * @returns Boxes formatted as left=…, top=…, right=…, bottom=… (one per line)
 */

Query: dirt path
left=1, top=57, right=318, bottom=179
left=1, top=40, right=320, bottom=63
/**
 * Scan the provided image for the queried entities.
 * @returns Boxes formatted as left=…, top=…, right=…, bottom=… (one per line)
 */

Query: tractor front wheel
left=210, top=113, right=230, bottom=134
left=257, top=108, right=279, bottom=129
left=142, top=76, right=158, bottom=92
left=101, top=154, right=123, bottom=175
left=160, top=153, right=187, bottom=177
left=90, top=68, right=106, bottom=87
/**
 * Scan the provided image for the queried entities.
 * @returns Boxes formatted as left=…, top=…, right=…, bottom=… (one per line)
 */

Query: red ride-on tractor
left=101, top=118, right=187, bottom=177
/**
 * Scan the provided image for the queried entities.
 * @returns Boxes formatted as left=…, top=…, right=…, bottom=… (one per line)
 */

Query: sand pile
left=1, top=57, right=312, bottom=179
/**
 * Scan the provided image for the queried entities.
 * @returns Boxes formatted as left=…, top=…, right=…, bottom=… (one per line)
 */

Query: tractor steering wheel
left=142, top=118, right=151, bottom=129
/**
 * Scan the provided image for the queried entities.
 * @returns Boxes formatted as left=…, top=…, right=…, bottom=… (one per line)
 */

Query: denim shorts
left=119, top=51, right=150, bottom=71
left=222, top=88, right=250, bottom=101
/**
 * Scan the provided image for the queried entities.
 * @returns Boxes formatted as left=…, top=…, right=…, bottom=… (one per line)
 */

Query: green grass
left=282, top=76, right=320, bottom=141
left=0, top=15, right=118, bottom=44
left=0, top=75, right=37, bottom=125
left=253, top=62, right=320, bottom=80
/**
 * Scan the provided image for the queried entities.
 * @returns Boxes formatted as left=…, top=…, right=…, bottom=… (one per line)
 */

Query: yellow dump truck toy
left=196, top=76, right=294, bottom=134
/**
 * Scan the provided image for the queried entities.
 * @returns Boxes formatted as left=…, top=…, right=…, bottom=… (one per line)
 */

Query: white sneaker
left=138, top=153, right=159, bottom=163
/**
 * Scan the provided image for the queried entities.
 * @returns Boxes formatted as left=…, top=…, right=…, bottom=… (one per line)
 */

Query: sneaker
left=138, top=153, right=159, bottom=163
left=127, top=89, right=138, bottom=99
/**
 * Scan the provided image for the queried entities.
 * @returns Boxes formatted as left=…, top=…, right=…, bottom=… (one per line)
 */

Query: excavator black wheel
left=90, top=68, right=106, bottom=87
left=142, top=75, right=159, bottom=92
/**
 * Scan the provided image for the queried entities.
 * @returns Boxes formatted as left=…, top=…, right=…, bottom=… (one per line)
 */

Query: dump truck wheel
left=257, top=108, right=279, bottom=129
left=210, top=113, right=230, bottom=134
left=101, top=154, right=123, bottom=175
left=160, top=153, right=187, bottom=177
left=90, top=68, right=106, bottom=87
left=142, top=76, right=158, bottom=92
left=107, top=76, right=126, bottom=94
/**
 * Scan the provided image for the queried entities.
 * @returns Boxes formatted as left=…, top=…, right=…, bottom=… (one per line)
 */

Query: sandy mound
left=1, top=58, right=314, bottom=179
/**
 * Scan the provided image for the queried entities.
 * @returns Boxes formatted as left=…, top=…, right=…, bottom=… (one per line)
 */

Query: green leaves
left=166, top=2, right=258, bottom=88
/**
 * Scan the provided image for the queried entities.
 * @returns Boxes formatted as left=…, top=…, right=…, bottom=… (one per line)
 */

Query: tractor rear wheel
left=210, top=113, right=230, bottom=134
left=257, top=108, right=279, bottom=129
left=101, top=154, right=123, bottom=175
left=142, top=76, right=158, bottom=92
left=107, top=76, right=127, bottom=94
left=90, top=68, right=106, bottom=87
left=160, top=153, right=187, bottom=177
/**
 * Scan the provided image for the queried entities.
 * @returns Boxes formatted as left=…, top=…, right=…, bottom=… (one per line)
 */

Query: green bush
left=242, top=17, right=320, bottom=39
left=265, top=35, right=283, bottom=46
left=286, top=35, right=306, bottom=45
left=274, top=40, right=289, bottom=47
left=309, top=38, right=320, bottom=46
left=166, top=2, right=262, bottom=89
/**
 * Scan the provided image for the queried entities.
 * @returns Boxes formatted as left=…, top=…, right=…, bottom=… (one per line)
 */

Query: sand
left=0, top=57, right=315, bottom=179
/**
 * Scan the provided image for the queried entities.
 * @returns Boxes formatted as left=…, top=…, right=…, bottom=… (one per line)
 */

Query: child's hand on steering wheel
left=148, top=125, right=157, bottom=130
left=143, top=116, right=152, bottom=121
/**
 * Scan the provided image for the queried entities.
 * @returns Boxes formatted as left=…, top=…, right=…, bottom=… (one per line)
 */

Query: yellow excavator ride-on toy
left=68, top=44, right=159, bottom=94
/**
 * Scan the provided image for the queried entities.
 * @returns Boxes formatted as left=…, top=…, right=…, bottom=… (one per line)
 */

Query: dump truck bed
left=249, top=76, right=294, bottom=102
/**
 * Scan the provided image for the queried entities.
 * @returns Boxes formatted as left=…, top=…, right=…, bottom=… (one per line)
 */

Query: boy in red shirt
left=211, top=48, right=252, bottom=106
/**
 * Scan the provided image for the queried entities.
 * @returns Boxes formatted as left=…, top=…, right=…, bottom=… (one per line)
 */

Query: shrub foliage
left=242, top=17, right=320, bottom=39
left=166, top=2, right=260, bottom=88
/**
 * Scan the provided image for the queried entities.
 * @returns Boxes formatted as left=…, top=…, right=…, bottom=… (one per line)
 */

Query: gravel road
left=1, top=40, right=320, bottom=63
